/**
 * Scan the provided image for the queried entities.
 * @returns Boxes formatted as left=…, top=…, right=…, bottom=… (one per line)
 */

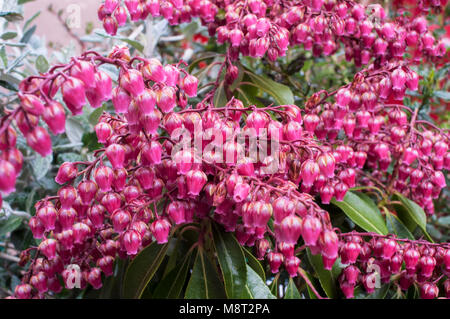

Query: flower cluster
left=337, top=233, right=450, bottom=299
left=1, top=0, right=448, bottom=300
left=305, top=64, right=449, bottom=215
left=98, top=0, right=447, bottom=65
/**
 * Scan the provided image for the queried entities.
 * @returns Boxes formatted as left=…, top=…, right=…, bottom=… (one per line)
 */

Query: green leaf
left=65, top=118, right=84, bottom=144
left=1, top=32, right=17, bottom=40
left=188, top=52, right=218, bottom=73
left=269, top=276, right=279, bottom=298
left=20, top=25, right=36, bottom=43
left=0, top=46, right=7, bottom=69
left=244, top=69, right=294, bottom=105
left=88, top=105, right=106, bottom=126
left=153, top=252, right=193, bottom=299
left=331, top=191, right=388, bottom=235
left=434, top=90, right=450, bottom=101
left=384, top=210, right=414, bottom=240
left=95, top=32, right=144, bottom=53
left=213, top=82, right=227, bottom=108
left=35, top=55, right=49, bottom=73
left=284, top=278, right=301, bottom=299
left=82, top=132, right=102, bottom=152
left=243, top=247, right=266, bottom=281
left=0, top=0, right=23, bottom=21
left=392, top=193, right=432, bottom=242
left=0, top=216, right=22, bottom=236
left=185, top=248, right=226, bottom=299
left=31, top=154, right=53, bottom=181
left=212, top=224, right=247, bottom=298
left=244, top=265, right=276, bottom=299
left=354, top=283, right=391, bottom=299
left=23, top=11, right=40, bottom=32
left=122, top=242, right=169, bottom=299
left=307, top=249, right=337, bottom=298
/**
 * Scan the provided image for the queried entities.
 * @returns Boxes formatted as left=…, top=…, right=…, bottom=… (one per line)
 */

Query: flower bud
left=55, top=162, right=78, bottom=185
left=151, top=218, right=171, bottom=244
left=122, top=229, right=142, bottom=255
left=94, top=166, right=114, bottom=192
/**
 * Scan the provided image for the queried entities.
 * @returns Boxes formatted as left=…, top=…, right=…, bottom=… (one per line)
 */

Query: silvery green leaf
left=31, top=153, right=53, bottom=180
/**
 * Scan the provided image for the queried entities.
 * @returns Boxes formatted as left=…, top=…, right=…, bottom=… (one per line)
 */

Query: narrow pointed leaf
left=244, top=266, right=276, bottom=299
left=392, top=193, right=432, bottom=242
left=243, top=247, right=266, bottom=281
left=153, top=252, right=193, bottom=299
left=284, top=278, right=302, bottom=299
left=122, top=242, right=169, bottom=299
left=244, top=69, right=294, bottom=105
left=185, top=248, right=226, bottom=299
left=212, top=224, right=247, bottom=298
left=331, top=191, right=388, bottom=235
left=307, top=249, right=337, bottom=298
left=384, top=209, right=414, bottom=240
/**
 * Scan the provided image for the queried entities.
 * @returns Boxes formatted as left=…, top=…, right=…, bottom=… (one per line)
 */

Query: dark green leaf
left=153, top=252, right=193, bottom=299
left=385, top=210, right=414, bottom=240
left=307, top=249, right=337, bottom=298
left=243, top=247, right=266, bottom=281
left=244, top=265, right=276, bottom=299
left=244, top=69, right=294, bottom=105
left=212, top=224, right=247, bottom=298
left=185, top=248, right=226, bottom=299
left=122, top=242, right=169, bottom=299
left=331, top=191, right=388, bottom=235
left=354, top=283, right=391, bottom=299
left=0, top=79, right=17, bottom=91
left=82, top=132, right=102, bottom=152
left=392, top=193, right=432, bottom=242
left=0, top=216, right=22, bottom=236
left=284, top=278, right=301, bottom=299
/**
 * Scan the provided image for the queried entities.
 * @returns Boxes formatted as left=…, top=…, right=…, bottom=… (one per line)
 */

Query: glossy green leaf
left=331, top=191, right=388, bottom=235
left=153, top=252, right=193, bottom=299
left=185, top=248, right=226, bottom=299
left=284, top=278, right=301, bottom=299
left=212, top=224, right=247, bottom=298
left=122, top=242, right=169, bottom=299
left=384, top=210, right=414, bottom=240
left=244, top=266, right=276, bottom=299
left=307, top=249, right=337, bottom=299
left=392, top=193, right=432, bottom=242
left=244, top=69, right=294, bottom=105
left=243, top=247, right=266, bottom=281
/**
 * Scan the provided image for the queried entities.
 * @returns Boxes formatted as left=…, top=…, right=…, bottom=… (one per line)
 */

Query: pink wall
left=23, top=0, right=101, bottom=49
